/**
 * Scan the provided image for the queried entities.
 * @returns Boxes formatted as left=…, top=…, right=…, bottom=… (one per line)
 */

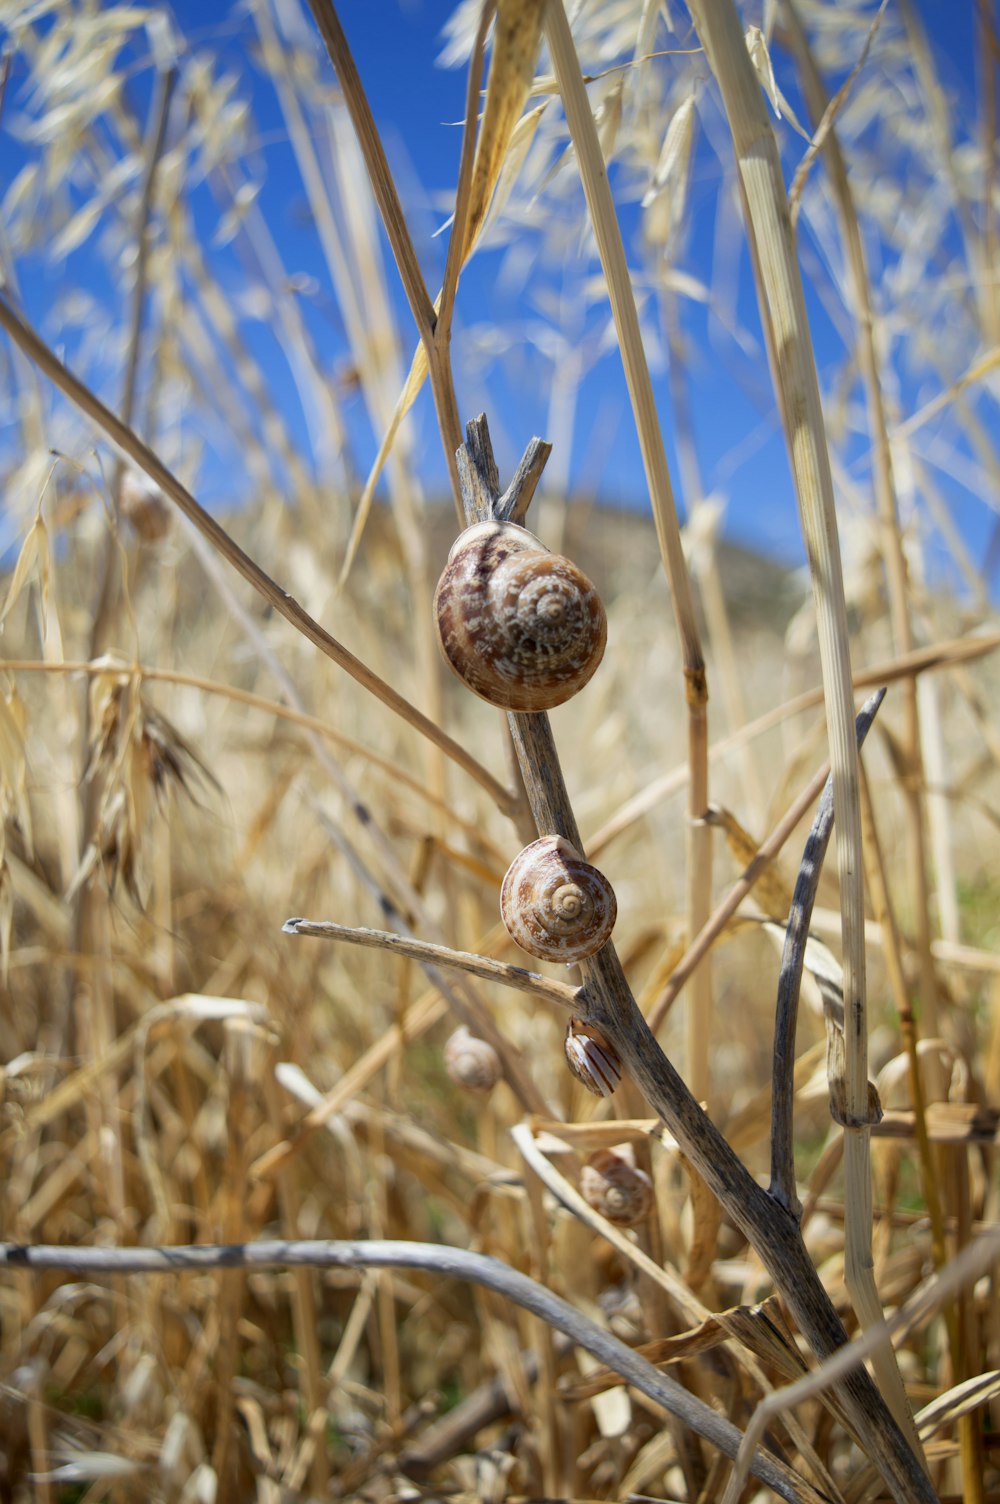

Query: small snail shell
left=580, top=1147, right=652, bottom=1227
left=564, top=1018, right=622, bottom=1097
left=444, top=1026, right=502, bottom=1093
left=434, top=521, right=607, bottom=712
left=501, top=837, right=617, bottom=964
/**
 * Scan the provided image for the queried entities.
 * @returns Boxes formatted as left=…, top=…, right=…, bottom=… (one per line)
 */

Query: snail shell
left=443, top=1026, right=502, bottom=1093
left=580, top=1147, right=653, bottom=1227
left=564, top=1018, right=622, bottom=1097
left=501, top=836, right=617, bottom=964
left=434, top=521, right=607, bottom=712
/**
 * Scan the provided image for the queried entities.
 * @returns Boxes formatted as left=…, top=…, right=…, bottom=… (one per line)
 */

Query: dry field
left=1, top=2, right=999, bottom=1502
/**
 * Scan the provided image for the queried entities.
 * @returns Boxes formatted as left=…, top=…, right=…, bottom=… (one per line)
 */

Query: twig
left=399, top=1345, right=548, bottom=1481
left=282, top=917, right=579, bottom=1010
left=454, top=419, right=934, bottom=1504
left=0, top=1237, right=836, bottom=1504
left=294, top=799, right=556, bottom=1122
left=646, top=752, right=834, bottom=1032
left=769, top=689, right=886, bottom=1214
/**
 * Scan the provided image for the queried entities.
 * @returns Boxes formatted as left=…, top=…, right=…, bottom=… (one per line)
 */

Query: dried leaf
left=477, top=101, right=547, bottom=237
left=704, top=803, right=794, bottom=919
left=50, top=195, right=107, bottom=258
left=341, top=3, right=547, bottom=586
left=745, top=25, right=810, bottom=139
left=642, top=92, right=696, bottom=220
left=339, top=337, right=430, bottom=584
left=465, top=0, right=547, bottom=257
left=0, top=510, right=51, bottom=634
left=917, top=1370, right=1000, bottom=1439
left=561, top=1297, right=802, bottom=1401
left=827, top=1017, right=883, bottom=1128
left=37, top=1452, right=146, bottom=1484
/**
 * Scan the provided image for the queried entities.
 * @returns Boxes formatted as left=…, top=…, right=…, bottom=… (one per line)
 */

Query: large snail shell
left=501, top=836, right=617, bottom=963
left=434, top=521, right=607, bottom=712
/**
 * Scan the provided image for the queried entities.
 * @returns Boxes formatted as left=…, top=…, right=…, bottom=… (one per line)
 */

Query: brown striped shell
left=500, top=836, right=617, bottom=963
left=564, top=1019, right=622, bottom=1097
left=434, top=521, right=607, bottom=712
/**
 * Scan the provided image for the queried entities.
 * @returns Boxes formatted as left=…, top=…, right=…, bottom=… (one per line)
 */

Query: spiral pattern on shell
left=434, top=521, right=607, bottom=712
left=564, top=1019, right=622, bottom=1097
left=580, top=1148, right=653, bottom=1227
left=501, top=837, right=617, bottom=963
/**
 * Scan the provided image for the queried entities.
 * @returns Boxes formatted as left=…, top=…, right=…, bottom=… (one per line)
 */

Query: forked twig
left=455, top=416, right=934, bottom=1504
left=647, top=754, right=834, bottom=1032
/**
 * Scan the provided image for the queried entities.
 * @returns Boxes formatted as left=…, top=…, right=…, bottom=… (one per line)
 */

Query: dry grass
left=1, top=1, right=999, bottom=1500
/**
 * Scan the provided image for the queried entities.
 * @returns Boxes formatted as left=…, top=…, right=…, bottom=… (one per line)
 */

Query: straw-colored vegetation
left=1, top=0, right=999, bottom=1500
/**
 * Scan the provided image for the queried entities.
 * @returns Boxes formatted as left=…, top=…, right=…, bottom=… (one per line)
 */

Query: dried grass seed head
left=75, top=659, right=212, bottom=903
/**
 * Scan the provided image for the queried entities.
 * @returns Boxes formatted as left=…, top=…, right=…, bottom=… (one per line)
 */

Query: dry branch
left=0, top=1236, right=843, bottom=1504
left=452, top=415, right=936, bottom=1504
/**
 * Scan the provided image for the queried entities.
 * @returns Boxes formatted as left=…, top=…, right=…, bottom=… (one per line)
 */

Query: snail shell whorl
left=501, top=837, right=617, bottom=963
left=580, top=1148, right=653, bottom=1226
left=564, top=1018, right=622, bottom=1097
left=434, top=521, right=607, bottom=712
left=443, top=1026, right=502, bottom=1093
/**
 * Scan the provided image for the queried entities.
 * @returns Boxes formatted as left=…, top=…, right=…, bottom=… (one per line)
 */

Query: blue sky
left=2, top=1, right=995, bottom=587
